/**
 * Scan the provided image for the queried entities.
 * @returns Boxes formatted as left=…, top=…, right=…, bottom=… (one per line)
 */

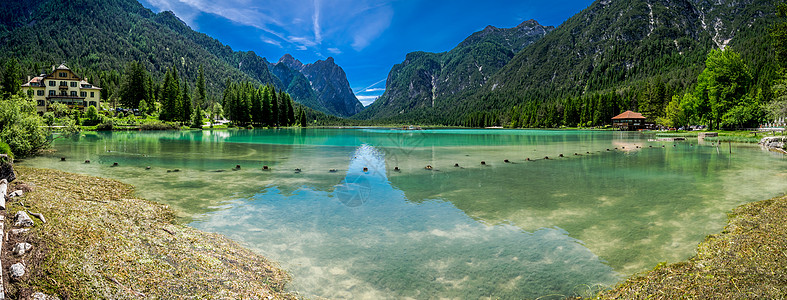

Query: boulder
left=10, top=228, right=29, bottom=235
left=14, top=183, right=33, bottom=193
left=32, top=292, right=60, bottom=300
left=14, top=211, right=34, bottom=227
left=0, top=154, right=15, bottom=183
left=0, top=179, right=6, bottom=210
left=760, top=136, right=786, bottom=147
left=12, top=242, right=32, bottom=256
left=9, top=263, right=25, bottom=280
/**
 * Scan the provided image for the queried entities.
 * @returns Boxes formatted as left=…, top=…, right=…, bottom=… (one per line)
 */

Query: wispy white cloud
left=354, top=77, right=387, bottom=94
left=313, top=0, right=322, bottom=44
left=364, top=87, right=385, bottom=92
left=356, top=95, right=379, bottom=106
left=262, top=36, right=283, bottom=47
left=144, top=0, right=393, bottom=56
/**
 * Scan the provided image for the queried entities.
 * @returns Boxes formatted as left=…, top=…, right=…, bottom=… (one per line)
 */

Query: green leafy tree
left=695, top=49, right=753, bottom=129
left=658, top=95, right=686, bottom=128
left=0, top=95, right=48, bottom=157
left=83, top=105, right=102, bottom=126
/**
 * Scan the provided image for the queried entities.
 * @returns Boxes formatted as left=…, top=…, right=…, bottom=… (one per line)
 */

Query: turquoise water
left=21, top=129, right=787, bottom=299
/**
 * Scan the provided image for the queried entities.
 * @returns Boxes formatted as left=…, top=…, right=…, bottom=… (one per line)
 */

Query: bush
left=82, top=105, right=102, bottom=126
left=0, top=140, right=13, bottom=161
left=96, top=120, right=114, bottom=131
left=139, top=121, right=178, bottom=130
left=0, top=95, right=48, bottom=157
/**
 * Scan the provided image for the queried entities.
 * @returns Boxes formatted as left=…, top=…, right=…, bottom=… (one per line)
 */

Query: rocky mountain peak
left=278, top=54, right=304, bottom=71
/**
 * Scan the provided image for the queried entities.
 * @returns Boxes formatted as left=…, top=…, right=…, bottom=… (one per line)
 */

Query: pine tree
left=181, top=83, right=192, bottom=123
left=262, top=85, right=272, bottom=127
left=190, top=103, right=203, bottom=128
left=196, top=65, right=206, bottom=109
left=118, top=61, right=149, bottom=108
left=271, top=87, right=279, bottom=127
left=251, top=86, right=263, bottom=125
left=286, top=94, right=295, bottom=126
left=278, top=91, right=288, bottom=126
left=300, top=109, right=308, bottom=127
left=1, top=59, right=22, bottom=97
left=159, top=68, right=179, bottom=121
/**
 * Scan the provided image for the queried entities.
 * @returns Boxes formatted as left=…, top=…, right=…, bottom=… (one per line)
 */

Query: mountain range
left=354, top=0, right=779, bottom=124
left=0, top=0, right=780, bottom=124
left=0, top=0, right=361, bottom=118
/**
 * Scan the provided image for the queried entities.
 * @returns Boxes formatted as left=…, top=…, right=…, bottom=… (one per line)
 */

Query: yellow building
left=20, top=64, right=102, bottom=114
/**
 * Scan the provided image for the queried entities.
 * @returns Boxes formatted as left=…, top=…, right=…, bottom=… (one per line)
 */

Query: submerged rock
left=13, top=242, right=33, bottom=256
left=14, top=211, right=34, bottom=227
left=10, top=263, right=25, bottom=279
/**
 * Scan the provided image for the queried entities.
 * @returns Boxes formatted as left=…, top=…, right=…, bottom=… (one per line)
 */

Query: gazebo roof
left=612, top=110, right=646, bottom=120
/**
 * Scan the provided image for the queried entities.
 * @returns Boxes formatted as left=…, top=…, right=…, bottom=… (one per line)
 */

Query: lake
left=20, top=129, right=787, bottom=299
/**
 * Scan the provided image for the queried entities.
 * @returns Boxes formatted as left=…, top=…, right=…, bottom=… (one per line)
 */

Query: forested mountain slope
left=0, top=0, right=360, bottom=117
left=353, top=20, right=553, bottom=120
left=355, top=0, right=779, bottom=126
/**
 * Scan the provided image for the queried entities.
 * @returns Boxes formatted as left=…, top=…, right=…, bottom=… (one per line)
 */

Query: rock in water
left=14, top=211, right=34, bottom=227
left=10, top=263, right=25, bottom=279
left=0, top=154, right=14, bottom=183
left=12, top=242, right=32, bottom=256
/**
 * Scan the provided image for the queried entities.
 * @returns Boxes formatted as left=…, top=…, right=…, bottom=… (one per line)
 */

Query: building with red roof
left=612, top=110, right=651, bottom=131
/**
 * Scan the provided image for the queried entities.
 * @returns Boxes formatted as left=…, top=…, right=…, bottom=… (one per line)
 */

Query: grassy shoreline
left=594, top=193, right=787, bottom=299
left=4, top=166, right=298, bottom=299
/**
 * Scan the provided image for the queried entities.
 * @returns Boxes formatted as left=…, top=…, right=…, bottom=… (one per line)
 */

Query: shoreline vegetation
left=594, top=193, right=787, bottom=299
left=4, top=166, right=297, bottom=299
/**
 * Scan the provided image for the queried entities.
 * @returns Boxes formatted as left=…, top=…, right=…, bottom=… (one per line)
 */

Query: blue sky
left=139, top=0, right=593, bottom=106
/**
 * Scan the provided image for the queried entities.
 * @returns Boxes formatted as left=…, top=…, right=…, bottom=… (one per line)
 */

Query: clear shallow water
left=21, top=129, right=787, bottom=299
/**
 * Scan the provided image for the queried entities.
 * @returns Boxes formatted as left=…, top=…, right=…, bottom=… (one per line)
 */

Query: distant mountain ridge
left=353, top=19, right=554, bottom=120
left=276, top=54, right=364, bottom=117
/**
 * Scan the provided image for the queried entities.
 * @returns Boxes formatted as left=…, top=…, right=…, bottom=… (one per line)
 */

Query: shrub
left=139, top=121, right=178, bottom=130
left=0, top=95, right=48, bottom=157
left=96, top=120, right=114, bottom=131
left=0, top=140, right=13, bottom=161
